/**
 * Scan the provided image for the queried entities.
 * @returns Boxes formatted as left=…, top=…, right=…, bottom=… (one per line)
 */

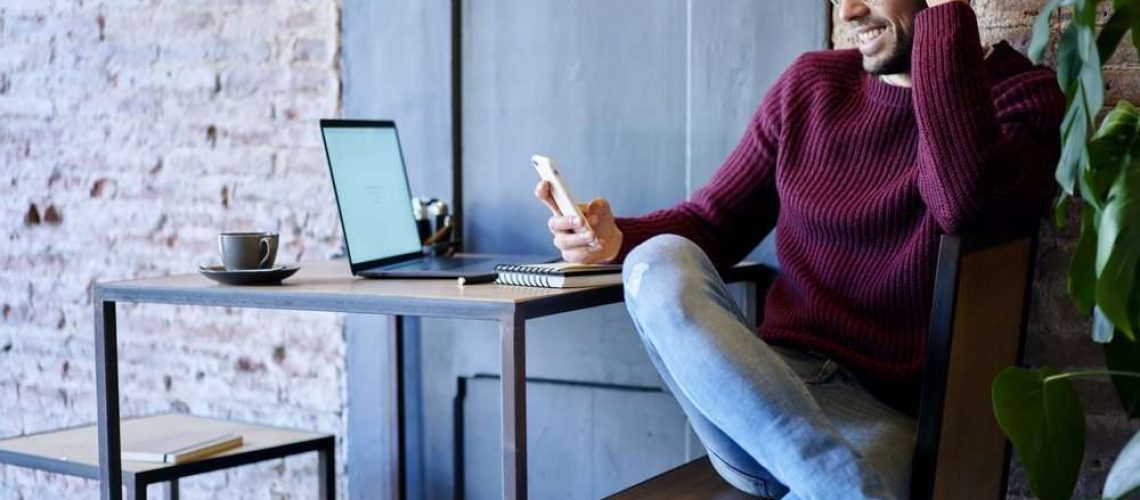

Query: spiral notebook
left=495, top=262, right=623, bottom=288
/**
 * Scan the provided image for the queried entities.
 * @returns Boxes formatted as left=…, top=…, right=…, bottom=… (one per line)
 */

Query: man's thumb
left=589, top=198, right=612, bottom=217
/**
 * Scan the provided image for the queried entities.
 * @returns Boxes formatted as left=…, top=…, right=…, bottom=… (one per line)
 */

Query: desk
left=92, top=260, right=626, bottom=500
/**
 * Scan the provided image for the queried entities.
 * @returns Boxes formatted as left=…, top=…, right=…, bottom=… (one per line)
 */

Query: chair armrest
left=722, top=261, right=778, bottom=288
left=720, top=262, right=779, bottom=327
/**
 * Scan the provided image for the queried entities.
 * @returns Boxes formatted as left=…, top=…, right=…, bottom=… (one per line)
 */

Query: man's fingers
left=553, top=231, right=596, bottom=250
left=562, top=240, right=607, bottom=263
left=534, top=180, right=562, bottom=216
left=561, top=248, right=592, bottom=264
left=548, top=214, right=586, bottom=233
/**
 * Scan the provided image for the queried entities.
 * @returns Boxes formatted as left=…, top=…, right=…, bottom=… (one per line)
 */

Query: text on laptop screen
left=322, top=126, right=422, bottom=264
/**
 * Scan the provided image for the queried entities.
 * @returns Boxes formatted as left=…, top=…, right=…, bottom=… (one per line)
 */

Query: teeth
left=857, top=28, right=886, bottom=45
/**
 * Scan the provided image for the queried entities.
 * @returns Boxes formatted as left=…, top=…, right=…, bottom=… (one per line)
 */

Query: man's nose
left=839, top=0, right=872, bottom=22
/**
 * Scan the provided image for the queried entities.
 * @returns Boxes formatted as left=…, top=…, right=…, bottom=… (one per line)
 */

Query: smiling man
left=536, top=0, right=1064, bottom=498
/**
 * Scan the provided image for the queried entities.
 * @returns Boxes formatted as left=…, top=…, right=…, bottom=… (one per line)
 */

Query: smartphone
left=532, top=154, right=594, bottom=235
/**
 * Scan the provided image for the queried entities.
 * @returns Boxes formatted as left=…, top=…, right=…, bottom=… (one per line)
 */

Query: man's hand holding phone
left=535, top=180, right=623, bottom=264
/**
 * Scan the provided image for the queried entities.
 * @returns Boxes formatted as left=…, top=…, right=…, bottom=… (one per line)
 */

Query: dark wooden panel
left=606, top=457, right=750, bottom=500
left=932, top=239, right=1032, bottom=500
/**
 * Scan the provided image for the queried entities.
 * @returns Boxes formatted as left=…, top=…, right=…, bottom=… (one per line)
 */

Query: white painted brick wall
left=0, top=0, right=346, bottom=497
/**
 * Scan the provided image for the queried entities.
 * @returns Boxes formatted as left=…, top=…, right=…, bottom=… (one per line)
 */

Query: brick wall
left=832, top=1, right=1140, bottom=498
left=0, top=0, right=344, bottom=498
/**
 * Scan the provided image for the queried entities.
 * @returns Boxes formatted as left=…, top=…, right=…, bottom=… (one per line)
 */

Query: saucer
left=198, top=264, right=300, bottom=285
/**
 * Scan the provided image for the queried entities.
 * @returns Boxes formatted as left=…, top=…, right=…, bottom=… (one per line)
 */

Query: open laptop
left=320, top=119, right=549, bottom=278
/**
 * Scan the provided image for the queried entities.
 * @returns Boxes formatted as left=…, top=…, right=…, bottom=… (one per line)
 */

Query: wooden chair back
left=910, top=234, right=1037, bottom=500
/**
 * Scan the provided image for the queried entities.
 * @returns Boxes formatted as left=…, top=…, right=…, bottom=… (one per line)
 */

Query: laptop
left=320, top=119, right=550, bottom=278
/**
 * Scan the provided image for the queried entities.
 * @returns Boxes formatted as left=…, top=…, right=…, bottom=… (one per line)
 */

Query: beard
left=853, top=7, right=921, bottom=76
left=864, top=31, right=915, bottom=76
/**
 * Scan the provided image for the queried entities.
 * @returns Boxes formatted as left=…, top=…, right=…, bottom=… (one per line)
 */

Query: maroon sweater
left=614, top=3, right=1064, bottom=407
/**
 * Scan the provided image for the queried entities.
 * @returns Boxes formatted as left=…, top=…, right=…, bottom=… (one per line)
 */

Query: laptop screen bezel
left=320, top=119, right=424, bottom=275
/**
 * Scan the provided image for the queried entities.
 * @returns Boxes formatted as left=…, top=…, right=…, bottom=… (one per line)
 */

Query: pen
left=457, top=273, right=498, bottom=286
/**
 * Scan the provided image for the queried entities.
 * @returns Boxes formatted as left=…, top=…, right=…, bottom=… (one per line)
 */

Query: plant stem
left=1044, top=370, right=1140, bottom=384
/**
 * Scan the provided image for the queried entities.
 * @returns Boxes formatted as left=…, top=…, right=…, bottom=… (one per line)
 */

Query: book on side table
left=495, top=262, right=622, bottom=288
left=122, top=430, right=243, bottom=464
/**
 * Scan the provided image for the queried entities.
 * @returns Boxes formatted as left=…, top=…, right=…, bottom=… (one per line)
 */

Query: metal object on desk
left=412, top=197, right=433, bottom=243
left=428, top=200, right=449, bottom=237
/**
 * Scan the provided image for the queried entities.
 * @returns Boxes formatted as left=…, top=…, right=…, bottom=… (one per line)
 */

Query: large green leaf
left=1055, top=1, right=1106, bottom=196
left=1091, top=102, right=1140, bottom=339
left=1095, top=168, right=1140, bottom=340
left=1058, top=89, right=1091, bottom=195
left=1030, top=0, right=1072, bottom=64
left=1057, top=20, right=1084, bottom=94
left=1105, top=336, right=1140, bottom=419
left=1069, top=207, right=1099, bottom=313
left=1104, top=429, right=1140, bottom=499
left=992, top=367, right=1086, bottom=500
left=1086, top=103, right=1140, bottom=209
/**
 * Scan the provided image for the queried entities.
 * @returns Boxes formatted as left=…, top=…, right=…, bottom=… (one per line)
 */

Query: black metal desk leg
left=393, top=316, right=406, bottom=499
left=126, top=479, right=145, bottom=500
left=500, top=314, right=526, bottom=500
left=319, top=445, right=336, bottom=500
left=95, top=299, right=123, bottom=500
left=163, top=479, right=178, bottom=500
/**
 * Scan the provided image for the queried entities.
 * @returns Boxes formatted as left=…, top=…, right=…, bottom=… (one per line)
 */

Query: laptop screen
left=321, top=123, right=422, bottom=265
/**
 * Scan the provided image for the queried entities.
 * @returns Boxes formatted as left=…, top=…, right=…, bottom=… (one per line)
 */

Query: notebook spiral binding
left=494, top=264, right=560, bottom=287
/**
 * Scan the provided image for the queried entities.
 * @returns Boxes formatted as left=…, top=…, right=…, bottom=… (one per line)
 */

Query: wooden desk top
left=95, top=260, right=626, bottom=320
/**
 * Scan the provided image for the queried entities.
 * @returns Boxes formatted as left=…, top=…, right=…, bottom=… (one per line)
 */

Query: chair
left=608, top=233, right=1037, bottom=500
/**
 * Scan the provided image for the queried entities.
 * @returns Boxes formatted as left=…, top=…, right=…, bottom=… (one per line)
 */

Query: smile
left=856, top=27, right=888, bottom=54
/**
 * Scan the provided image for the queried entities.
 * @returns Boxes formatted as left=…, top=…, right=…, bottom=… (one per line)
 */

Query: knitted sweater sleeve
left=912, top=2, right=1065, bottom=234
left=609, top=62, right=789, bottom=269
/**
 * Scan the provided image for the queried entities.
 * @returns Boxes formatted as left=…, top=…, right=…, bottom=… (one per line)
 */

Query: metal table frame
left=0, top=415, right=335, bottom=500
left=92, top=269, right=626, bottom=500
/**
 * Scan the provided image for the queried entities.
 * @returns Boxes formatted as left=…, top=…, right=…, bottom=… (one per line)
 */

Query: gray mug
left=218, top=232, right=279, bottom=271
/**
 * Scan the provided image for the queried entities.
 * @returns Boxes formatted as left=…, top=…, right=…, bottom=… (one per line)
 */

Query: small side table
left=0, top=413, right=335, bottom=499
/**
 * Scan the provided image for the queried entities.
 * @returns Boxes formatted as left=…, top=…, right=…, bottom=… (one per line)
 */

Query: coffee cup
left=218, top=232, right=279, bottom=271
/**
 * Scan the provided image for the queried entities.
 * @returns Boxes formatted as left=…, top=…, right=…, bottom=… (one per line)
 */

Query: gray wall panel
left=342, top=1, right=453, bottom=201
left=689, top=1, right=829, bottom=266
left=462, top=379, right=688, bottom=499
left=461, top=0, right=688, bottom=254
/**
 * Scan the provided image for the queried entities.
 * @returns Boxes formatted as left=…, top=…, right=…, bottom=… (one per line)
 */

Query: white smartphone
left=532, top=154, right=594, bottom=235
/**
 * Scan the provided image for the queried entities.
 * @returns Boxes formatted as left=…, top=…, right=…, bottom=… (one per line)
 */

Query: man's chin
left=862, top=54, right=910, bottom=77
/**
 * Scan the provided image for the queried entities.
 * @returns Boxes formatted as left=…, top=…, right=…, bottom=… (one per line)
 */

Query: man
left=536, top=0, right=1064, bottom=498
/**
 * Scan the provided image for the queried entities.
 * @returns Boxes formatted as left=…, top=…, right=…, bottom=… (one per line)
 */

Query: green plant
left=990, top=1, right=1140, bottom=499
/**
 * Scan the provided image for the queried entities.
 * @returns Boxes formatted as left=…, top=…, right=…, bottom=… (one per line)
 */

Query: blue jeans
left=622, top=235, right=915, bottom=500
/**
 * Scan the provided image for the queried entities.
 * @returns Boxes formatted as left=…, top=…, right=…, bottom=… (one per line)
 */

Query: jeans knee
left=622, top=235, right=705, bottom=290
left=622, top=235, right=709, bottom=320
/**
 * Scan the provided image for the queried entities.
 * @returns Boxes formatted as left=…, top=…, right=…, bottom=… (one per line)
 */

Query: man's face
left=839, top=0, right=926, bottom=75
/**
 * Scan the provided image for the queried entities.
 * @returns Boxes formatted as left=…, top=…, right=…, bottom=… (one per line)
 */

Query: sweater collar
left=863, top=72, right=913, bottom=108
